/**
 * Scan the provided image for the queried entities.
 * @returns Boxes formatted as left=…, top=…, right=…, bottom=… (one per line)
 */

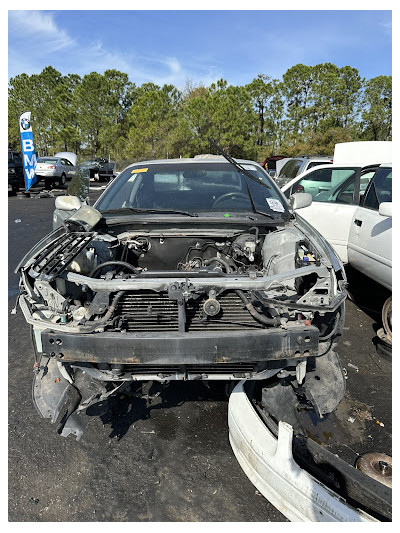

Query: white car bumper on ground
left=228, top=381, right=378, bottom=522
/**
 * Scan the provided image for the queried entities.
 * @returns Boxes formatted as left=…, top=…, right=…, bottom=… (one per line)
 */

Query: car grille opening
left=116, top=290, right=264, bottom=332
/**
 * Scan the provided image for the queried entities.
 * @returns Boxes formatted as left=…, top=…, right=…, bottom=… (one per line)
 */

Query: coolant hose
left=89, top=261, right=140, bottom=278
left=235, top=290, right=281, bottom=326
left=103, top=290, right=126, bottom=321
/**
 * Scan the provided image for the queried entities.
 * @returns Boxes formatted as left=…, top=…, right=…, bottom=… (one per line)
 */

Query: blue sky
left=8, top=8, right=392, bottom=88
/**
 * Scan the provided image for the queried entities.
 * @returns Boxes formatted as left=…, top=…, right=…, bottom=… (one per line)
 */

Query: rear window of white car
left=37, top=158, right=58, bottom=164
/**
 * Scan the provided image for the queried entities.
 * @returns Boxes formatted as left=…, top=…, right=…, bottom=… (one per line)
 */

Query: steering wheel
left=212, top=192, right=249, bottom=207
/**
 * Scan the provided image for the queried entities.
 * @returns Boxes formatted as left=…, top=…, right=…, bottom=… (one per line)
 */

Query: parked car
left=35, top=152, right=77, bottom=188
left=281, top=162, right=392, bottom=351
left=96, top=158, right=115, bottom=181
left=347, top=164, right=392, bottom=290
left=8, top=148, right=25, bottom=193
left=275, top=157, right=291, bottom=177
left=260, top=155, right=286, bottom=172
left=276, top=156, right=333, bottom=188
left=79, top=159, right=101, bottom=180
left=16, top=155, right=348, bottom=439
left=79, top=157, right=116, bottom=182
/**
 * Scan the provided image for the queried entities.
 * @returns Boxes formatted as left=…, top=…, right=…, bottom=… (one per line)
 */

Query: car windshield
left=80, top=161, right=98, bottom=166
left=37, top=158, right=58, bottom=164
left=94, top=162, right=289, bottom=216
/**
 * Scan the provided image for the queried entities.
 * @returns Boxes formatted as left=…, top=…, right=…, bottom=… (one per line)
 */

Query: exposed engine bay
left=20, top=222, right=345, bottom=336
left=16, top=205, right=347, bottom=439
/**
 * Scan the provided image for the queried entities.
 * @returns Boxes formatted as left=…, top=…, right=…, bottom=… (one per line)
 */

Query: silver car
left=16, top=155, right=347, bottom=440
left=276, top=156, right=333, bottom=188
left=35, top=152, right=77, bottom=188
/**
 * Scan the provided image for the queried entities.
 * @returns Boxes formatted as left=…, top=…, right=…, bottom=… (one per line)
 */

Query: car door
left=347, top=167, right=392, bottom=289
left=58, top=158, right=66, bottom=177
left=284, top=166, right=363, bottom=262
left=64, top=159, right=76, bottom=179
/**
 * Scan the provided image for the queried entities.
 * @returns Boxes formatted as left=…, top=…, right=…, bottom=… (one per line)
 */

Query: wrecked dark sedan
left=15, top=155, right=348, bottom=439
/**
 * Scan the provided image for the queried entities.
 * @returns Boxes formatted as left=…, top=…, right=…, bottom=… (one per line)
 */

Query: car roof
left=290, top=155, right=333, bottom=160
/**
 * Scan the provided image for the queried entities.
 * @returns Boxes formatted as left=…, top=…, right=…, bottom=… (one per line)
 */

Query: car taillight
left=49, top=166, right=56, bottom=169
left=295, top=184, right=304, bottom=193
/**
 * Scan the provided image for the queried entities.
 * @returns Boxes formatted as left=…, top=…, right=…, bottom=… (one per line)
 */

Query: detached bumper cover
left=228, top=381, right=378, bottom=522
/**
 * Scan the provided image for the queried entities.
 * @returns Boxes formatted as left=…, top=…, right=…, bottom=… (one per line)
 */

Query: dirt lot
left=8, top=189, right=391, bottom=522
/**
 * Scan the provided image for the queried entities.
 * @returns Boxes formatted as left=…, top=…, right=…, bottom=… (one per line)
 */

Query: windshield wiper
left=102, top=207, right=198, bottom=217
left=208, top=137, right=271, bottom=190
left=208, top=138, right=276, bottom=219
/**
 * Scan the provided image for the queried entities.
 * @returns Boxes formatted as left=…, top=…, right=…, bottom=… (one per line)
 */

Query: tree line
left=8, top=63, right=392, bottom=167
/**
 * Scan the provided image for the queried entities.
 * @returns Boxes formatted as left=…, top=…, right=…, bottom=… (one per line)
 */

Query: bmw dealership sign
left=19, top=111, right=37, bottom=191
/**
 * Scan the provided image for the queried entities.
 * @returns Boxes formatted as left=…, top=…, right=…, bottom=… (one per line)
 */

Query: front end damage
left=16, top=208, right=347, bottom=439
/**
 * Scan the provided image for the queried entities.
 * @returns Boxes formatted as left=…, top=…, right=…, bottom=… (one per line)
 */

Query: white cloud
left=8, top=10, right=224, bottom=88
left=78, top=41, right=134, bottom=75
left=8, top=10, right=206, bottom=87
left=9, top=10, right=75, bottom=51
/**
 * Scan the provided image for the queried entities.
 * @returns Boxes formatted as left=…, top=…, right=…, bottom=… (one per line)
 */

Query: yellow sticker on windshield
left=131, top=168, right=148, bottom=174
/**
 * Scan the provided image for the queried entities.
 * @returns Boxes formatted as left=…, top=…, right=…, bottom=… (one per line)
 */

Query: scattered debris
left=347, top=416, right=356, bottom=424
left=14, top=219, right=21, bottom=223
left=351, top=407, right=373, bottom=421
left=36, top=191, right=54, bottom=198
left=348, top=363, right=359, bottom=371
left=375, top=420, right=385, bottom=427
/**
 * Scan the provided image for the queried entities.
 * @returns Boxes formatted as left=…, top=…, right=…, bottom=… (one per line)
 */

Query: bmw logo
left=21, top=118, right=30, bottom=130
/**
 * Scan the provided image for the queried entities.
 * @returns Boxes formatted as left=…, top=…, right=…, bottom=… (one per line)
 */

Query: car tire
left=376, top=338, right=392, bottom=360
left=58, top=174, right=66, bottom=188
left=376, top=327, right=391, bottom=360
left=382, top=296, right=392, bottom=342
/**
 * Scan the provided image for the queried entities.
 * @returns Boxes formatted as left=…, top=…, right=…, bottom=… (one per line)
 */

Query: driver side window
left=291, top=169, right=355, bottom=201
left=363, top=168, right=392, bottom=210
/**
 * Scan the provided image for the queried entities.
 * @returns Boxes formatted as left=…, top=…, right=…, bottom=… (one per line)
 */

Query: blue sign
left=19, top=111, right=37, bottom=191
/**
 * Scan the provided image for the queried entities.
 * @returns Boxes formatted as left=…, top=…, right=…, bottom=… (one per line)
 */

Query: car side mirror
left=379, top=202, right=392, bottom=217
left=290, top=192, right=313, bottom=210
left=55, top=195, right=82, bottom=211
